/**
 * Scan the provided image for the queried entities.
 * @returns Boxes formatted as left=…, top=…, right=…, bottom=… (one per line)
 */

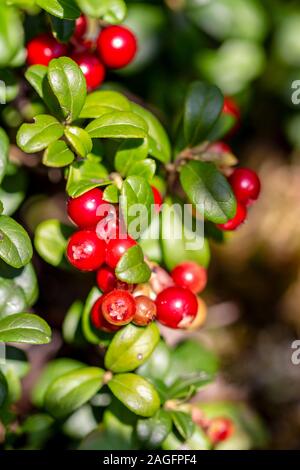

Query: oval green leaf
left=108, top=373, right=160, bottom=417
left=34, top=219, right=73, bottom=267
left=105, top=323, right=160, bottom=373
left=0, top=313, right=51, bottom=344
left=36, top=0, right=81, bottom=19
left=43, top=140, right=74, bottom=167
left=17, top=115, right=64, bottom=153
left=115, top=245, right=151, bottom=284
left=0, top=215, right=33, bottom=268
left=86, top=111, right=148, bottom=139
left=64, top=126, right=92, bottom=158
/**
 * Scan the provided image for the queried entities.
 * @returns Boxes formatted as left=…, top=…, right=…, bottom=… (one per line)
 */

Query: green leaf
left=0, top=370, right=8, bottom=408
left=0, top=4, right=24, bottom=68
left=183, top=81, right=223, bottom=146
left=136, top=410, right=172, bottom=448
left=0, top=215, right=32, bottom=268
left=138, top=341, right=171, bottom=381
left=34, top=219, right=73, bottom=267
left=180, top=161, right=236, bottom=223
left=32, top=358, right=84, bottom=407
left=1, top=345, right=29, bottom=379
left=43, top=140, right=74, bottom=167
left=114, top=138, right=148, bottom=177
left=17, top=115, right=64, bottom=153
left=86, top=111, right=148, bottom=139
left=171, top=411, right=195, bottom=440
left=75, top=0, right=107, bottom=17
left=0, top=128, right=9, bottom=184
left=105, top=323, right=160, bottom=373
left=36, top=0, right=80, bottom=19
left=162, top=426, right=211, bottom=450
left=0, top=313, right=51, bottom=344
left=25, top=65, right=48, bottom=99
left=103, top=184, right=119, bottom=203
left=115, top=245, right=151, bottom=284
left=103, top=0, right=127, bottom=24
left=120, top=175, right=154, bottom=237
left=161, top=198, right=210, bottom=271
left=62, top=300, right=84, bottom=345
left=108, top=373, right=160, bottom=417
left=0, top=279, right=26, bottom=319
left=45, top=367, right=105, bottom=418
left=81, top=287, right=111, bottom=345
left=47, top=57, right=86, bottom=123
left=0, top=261, right=38, bottom=311
left=127, top=159, right=156, bottom=181
left=64, top=126, right=92, bottom=158
left=79, top=90, right=130, bottom=119
left=131, top=102, right=171, bottom=163
left=0, top=164, right=27, bottom=216
left=50, top=16, right=75, bottom=43
left=66, top=156, right=110, bottom=198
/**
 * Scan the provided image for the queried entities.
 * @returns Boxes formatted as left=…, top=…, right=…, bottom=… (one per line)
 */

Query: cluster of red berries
left=218, top=166, right=261, bottom=231
left=26, top=15, right=137, bottom=90
left=65, top=186, right=208, bottom=331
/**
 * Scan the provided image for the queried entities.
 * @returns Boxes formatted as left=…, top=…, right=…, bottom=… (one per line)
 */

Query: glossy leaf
left=0, top=128, right=9, bottom=184
left=183, top=81, right=223, bottom=145
left=180, top=161, right=236, bottom=223
left=25, top=65, right=48, bottom=99
left=47, top=57, right=86, bottom=122
left=114, top=138, right=148, bottom=177
left=0, top=279, right=26, bottom=319
left=66, top=155, right=110, bottom=197
left=34, top=219, right=73, bottom=267
left=43, top=140, right=74, bottom=167
left=108, top=373, right=160, bottom=417
left=103, top=0, right=127, bottom=23
left=131, top=102, right=171, bottom=163
left=62, top=300, right=84, bottom=345
left=103, top=184, right=119, bottom=203
left=50, top=16, right=75, bottom=42
left=0, top=4, right=23, bottom=68
left=138, top=341, right=171, bottom=381
left=32, top=358, right=85, bottom=407
left=161, top=198, right=210, bottom=271
left=115, top=245, right=151, bottom=284
left=105, top=323, right=160, bottom=373
left=0, top=216, right=32, bottom=268
left=0, top=313, right=51, bottom=344
left=127, top=159, right=156, bottom=181
left=171, top=411, right=195, bottom=440
left=45, top=367, right=105, bottom=418
left=80, top=90, right=130, bottom=119
left=120, top=175, right=154, bottom=237
left=81, top=287, right=111, bottom=345
left=86, top=111, right=148, bottom=139
left=17, top=115, right=64, bottom=153
left=64, top=126, right=92, bottom=158
left=36, top=0, right=81, bottom=19
left=0, top=164, right=27, bottom=216
left=136, top=410, right=172, bottom=448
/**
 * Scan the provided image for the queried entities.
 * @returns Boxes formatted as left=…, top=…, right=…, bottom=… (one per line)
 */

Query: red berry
left=26, top=34, right=68, bottom=66
left=228, top=167, right=261, bottom=205
left=91, top=296, right=120, bottom=332
left=101, top=289, right=136, bottom=325
left=207, top=417, right=234, bottom=445
left=151, top=186, right=163, bottom=213
left=96, top=206, right=120, bottom=243
left=71, top=52, right=105, bottom=90
left=66, top=230, right=105, bottom=271
left=67, top=188, right=106, bottom=229
left=171, top=262, right=207, bottom=294
left=207, top=141, right=232, bottom=154
left=155, top=286, right=198, bottom=329
left=97, top=25, right=137, bottom=69
left=96, top=265, right=117, bottom=293
left=106, top=236, right=137, bottom=268
left=217, top=202, right=247, bottom=231
left=74, top=15, right=87, bottom=40
left=223, top=97, right=240, bottom=121
left=133, top=295, right=157, bottom=326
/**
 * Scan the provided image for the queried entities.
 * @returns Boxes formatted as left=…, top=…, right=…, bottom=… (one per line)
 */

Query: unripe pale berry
left=133, top=295, right=157, bottom=326
left=97, top=25, right=137, bottom=69
left=217, top=202, right=247, bottom=231
left=155, top=286, right=198, bottom=329
left=67, top=188, right=106, bottom=228
left=171, top=262, right=207, bottom=294
left=66, top=230, right=105, bottom=271
left=101, top=289, right=136, bottom=325
left=228, top=167, right=261, bottom=205
left=71, top=52, right=105, bottom=90
left=26, top=34, right=68, bottom=66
